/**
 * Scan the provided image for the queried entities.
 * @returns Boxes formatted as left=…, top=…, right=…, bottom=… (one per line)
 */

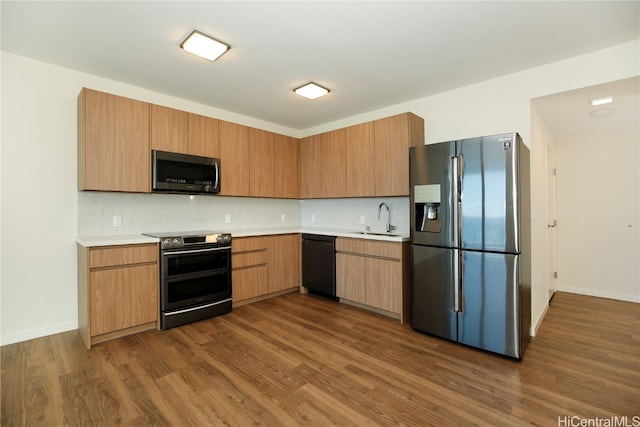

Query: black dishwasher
left=301, top=234, right=337, bottom=299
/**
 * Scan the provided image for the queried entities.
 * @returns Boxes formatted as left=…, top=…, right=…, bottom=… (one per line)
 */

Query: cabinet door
left=90, top=264, right=158, bottom=336
left=336, top=253, right=366, bottom=304
left=188, top=113, right=220, bottom=158
left=366, top=257, right=402, bottom=314
left=267, top=234, right=300, bottom=293
left=274, top=134, right=299, bottom=198
left=79, top=88, right=150, bottom=192
left=233, top=265, right=268, bottom=302
left=322, top=128, right=347, bottom=198
left=150, top=104, right=188, bottom=153
left=219, top=120, right=250, bottom=196
left=373, top=113, right=424, bottom=196
left=345, top=122, right=375, bottom=197
left=249, top=128, right=275, bottom=197
left=299, top=134, right=321, bottom=198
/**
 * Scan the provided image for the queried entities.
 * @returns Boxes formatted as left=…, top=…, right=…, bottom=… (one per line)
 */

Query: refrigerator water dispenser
left=414, top=184, right=441, bottom=233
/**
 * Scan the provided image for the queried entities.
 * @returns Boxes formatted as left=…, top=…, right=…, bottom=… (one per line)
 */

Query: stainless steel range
left=143, top=231, right=232, bottom=329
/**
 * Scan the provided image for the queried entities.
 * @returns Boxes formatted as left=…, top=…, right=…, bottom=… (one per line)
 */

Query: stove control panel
left=157, top=233, right=232, bottom=249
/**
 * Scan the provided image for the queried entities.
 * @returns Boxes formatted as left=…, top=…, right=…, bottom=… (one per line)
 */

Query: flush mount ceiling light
left=590, top=109, right=613, bottom=118
left=180, top=29, right=230, bottom=62
left=294, top=82, right=330, bottom=100
left=590, top=96, right=613, bottom=106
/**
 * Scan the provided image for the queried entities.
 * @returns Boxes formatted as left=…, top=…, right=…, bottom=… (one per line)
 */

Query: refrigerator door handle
left=453, top=249, right=460, bottom=312
left=451, top=156, right=460, bottom=246
left=458, top=252, right=464, bottom=313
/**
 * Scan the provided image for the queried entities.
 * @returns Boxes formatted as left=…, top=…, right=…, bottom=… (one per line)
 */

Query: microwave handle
left=214, top=162, right=220, bottom=190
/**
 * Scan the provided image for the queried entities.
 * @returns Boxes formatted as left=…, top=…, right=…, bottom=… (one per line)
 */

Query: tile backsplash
left=300, top=197, right=409, bottom=234
left=78, top=192, right=409, bottom=236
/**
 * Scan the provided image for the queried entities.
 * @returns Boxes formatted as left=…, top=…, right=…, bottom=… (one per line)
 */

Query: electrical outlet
left=360, top=215, right=366, bottom=225
left=280, top=213, right=286, bottom=222
left=311, top=214, right=316, bottom=223
left=113, top=215, right=122, bottom=227
left=225, top=214, right=231, bottom=224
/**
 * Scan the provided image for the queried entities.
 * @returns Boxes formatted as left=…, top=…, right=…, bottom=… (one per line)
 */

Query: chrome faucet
left=377, top=202, right=396, bottom=233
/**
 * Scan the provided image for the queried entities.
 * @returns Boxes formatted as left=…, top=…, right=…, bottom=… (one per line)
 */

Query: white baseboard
left=0, top=321, right=77, bottom=346
left=531, top=302, right=549, bottom=337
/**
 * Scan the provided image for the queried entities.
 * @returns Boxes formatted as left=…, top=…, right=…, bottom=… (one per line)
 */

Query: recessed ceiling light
left=180, top=30, right=230, bottom=62
left=590, top=109, right=613, bottom=118
left=590, top=96, right=613, bottom=106
left=294, top=82, right=330, bottom=100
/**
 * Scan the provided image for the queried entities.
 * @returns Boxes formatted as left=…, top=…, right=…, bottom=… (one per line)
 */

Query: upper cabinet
left=219, top=120, right=250, bottom=196
left=150, top=105, right=220, bottom=158
left=300, top=112, right=424, bottom=198
left=188, top=113, right=220, bottom=158
left=345, top=122, right=375, bottom=197
left=78, top=88, right=151, bottom=193
left=273, top=134, right=299, bottom=199
left=249, top=128, right=275, bottom=197
left=150, top=104, right=188, bottom=153
left=79, top=87, right=419, bottom=199
left=373, top=113, right=425, bottom=196
left=299, top=133, right=321, bottom=198
left=249, top=128, right=300, bottom=198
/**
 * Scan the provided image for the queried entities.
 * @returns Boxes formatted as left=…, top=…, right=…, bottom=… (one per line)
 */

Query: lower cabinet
left=78, top=243, right=159, bottom=349
left=232, top=234, right=300, bottom=306
left=336, top=238, right=408, bottom=322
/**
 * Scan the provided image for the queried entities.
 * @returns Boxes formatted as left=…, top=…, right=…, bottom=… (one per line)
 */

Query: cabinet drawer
left=89, top=244, right=158, bottom=269
left=232, top=250, right=268, bottom=269
left=336, top=238, right=402, bottom=260
left=232, top=236, right=268, bottom=253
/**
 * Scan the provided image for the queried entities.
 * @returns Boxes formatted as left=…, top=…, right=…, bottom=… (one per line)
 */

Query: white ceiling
left=533, top=76, right=639, bottom=140
left=1, top=1, right=639, bottom=131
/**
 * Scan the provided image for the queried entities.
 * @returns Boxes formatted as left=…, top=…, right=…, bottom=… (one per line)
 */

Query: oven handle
left=164, top=247, right=230, bottom=256
left=165, top=298, right=232, bottom=316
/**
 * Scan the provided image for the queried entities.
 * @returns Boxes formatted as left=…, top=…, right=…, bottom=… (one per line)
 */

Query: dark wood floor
left=2, top=291, right=639, bottom=426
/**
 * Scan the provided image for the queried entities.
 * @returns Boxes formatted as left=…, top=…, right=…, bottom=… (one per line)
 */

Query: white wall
left=1, top=39, right=638, bottom=345
left=555, top=128, right=639, bottom=302
left=302, top=40, right=639, bottom=335
left=0, top=52, right=303, bottom=345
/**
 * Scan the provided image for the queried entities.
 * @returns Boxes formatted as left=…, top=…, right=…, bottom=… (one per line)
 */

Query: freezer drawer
left=410, top=245, right=456, bottom=341
left=411, top=245, right=523, bottom=359
left=458, top=250, right=521, bottom=358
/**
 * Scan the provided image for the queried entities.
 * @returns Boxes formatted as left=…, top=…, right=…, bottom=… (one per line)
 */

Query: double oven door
left=160, top=244, right=232, bottom=329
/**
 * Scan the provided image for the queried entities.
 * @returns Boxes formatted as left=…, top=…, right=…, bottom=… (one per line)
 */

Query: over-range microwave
left=152, top=150, right=220, bottom=195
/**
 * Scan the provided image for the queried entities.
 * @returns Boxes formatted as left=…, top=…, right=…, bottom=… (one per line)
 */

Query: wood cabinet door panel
left=322, top=128, right=347, bottom=198
left=336, top=253, right=366, bottom=304
left=232, top=265, right=268, bottom=302
left=345, top=122, right=375, bottom=197
left=90, top=264, right=158, bottom=336
left=150, top=104, right=188, bottom=153
left=299, top=135, right=321, bottom=198
left=267, top=234, right=300, bottom=293
left=80, top=88, right=150, bottom=192
left=219, top=121, right=250, bottom=196
left=188, top=113, right=220, bottom=158
left=249, top=128, right=275, bottom=197
left=274, top=135, right=299, bottom=198
left=366, top=258, right=402, bottom=314
left=374, top=114, right=409, bottom=196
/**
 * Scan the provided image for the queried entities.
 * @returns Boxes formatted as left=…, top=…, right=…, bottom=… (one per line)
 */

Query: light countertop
left=77, top=227, right=409, bottom=248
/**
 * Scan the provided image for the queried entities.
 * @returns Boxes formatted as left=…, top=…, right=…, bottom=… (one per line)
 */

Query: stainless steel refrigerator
left=409, top=132, right=531, bottom=359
